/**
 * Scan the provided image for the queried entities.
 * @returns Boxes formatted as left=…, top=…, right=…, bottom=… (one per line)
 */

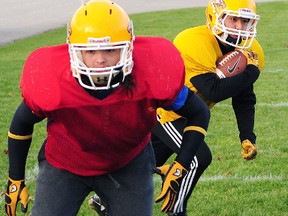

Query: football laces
left=218, top=51, right=239, bottom=66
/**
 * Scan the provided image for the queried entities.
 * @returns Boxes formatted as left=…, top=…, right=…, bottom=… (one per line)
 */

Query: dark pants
left=32, top=143, right=155, bottom=216
left=152, top=117, right=212, bottom=213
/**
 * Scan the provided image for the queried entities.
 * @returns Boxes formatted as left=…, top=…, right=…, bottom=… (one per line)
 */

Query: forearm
left=8, top=138, right=31, bottom=180
left=232, top=86, right=256, bottom=143
left=174, top=90, right=210, bottom=168
left=191, top=65, right=259, bottom=103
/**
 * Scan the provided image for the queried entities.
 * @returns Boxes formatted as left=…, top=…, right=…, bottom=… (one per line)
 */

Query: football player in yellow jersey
left=152, top=0, right=264, bottom=215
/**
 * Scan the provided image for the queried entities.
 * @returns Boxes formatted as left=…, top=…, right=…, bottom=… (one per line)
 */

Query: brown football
left=216, top=50, right=247, bottom=79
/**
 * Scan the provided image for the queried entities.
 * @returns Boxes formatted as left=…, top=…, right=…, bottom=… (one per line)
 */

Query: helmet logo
left=212, top=0, right=226, bottom=11
left=88, top=37, right=111, bottom=44
left=239, top=8, right=255, bottom=16
left=127, top=20, right=135, bottom=41
left=228, top=57, right=241, bottom=74
left=239, top=8, right=253, bottom=13
left=67, top=22, right=72, bottom=43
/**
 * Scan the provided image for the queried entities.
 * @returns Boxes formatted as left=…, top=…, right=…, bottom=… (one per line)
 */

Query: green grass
left=1, top=1, right=288, bottom=215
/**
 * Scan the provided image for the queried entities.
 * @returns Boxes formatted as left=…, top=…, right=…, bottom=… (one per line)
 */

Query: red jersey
left=20, top=37, right=185, bottom=176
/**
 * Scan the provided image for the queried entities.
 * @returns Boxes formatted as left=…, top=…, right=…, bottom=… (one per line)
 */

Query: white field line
left=255, top=102, right=288, bottom=107
left=154, top=173, right=283, bottom=183
left=25, top=164, right=39, bottom=182
left=199, top=174, right=284, bottom=182
left=216, top=102, right=288, bottom=108
left=17, top=164, right=287, bottom=183
left=265, top=69, right=287, bottom=73
left=0, top=169, right=283, bottom=205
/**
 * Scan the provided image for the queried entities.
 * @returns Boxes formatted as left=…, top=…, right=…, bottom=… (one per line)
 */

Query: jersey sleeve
left=250, top=39, right=264, bottom=72
left=20, top=45, right=71, bottom=117
left=20, top=48, right=49, bottom=116
left=133, top=37, right=185, bottom=108
left=165, top=86, right=188, bottom=111
left=173, top=26, right=222, bottom=91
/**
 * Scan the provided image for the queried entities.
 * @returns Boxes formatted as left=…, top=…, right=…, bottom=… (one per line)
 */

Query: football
left=215, top=50, right=247, bottom=79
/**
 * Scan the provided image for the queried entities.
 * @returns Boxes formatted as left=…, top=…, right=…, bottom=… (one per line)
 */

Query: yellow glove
left=241, top=139, right=257, bottom=160
left=240, top=50, right=259, bottom=68
left=5, top=178, right=29, bottom=216
left=155, top=164, right=170, bottom=177
left=155, top=161, right=187, bottom=212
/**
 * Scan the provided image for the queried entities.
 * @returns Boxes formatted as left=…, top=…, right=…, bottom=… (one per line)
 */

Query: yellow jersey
left=158, top=25, right=264, bottom=123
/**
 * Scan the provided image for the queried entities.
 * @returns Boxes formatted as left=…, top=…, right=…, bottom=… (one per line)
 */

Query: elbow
left=191, top=99, right=210, bottom=131
left=202, top=104, right=210, bottom=130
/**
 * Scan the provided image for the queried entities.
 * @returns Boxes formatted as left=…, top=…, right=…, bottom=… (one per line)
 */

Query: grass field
left=0, top=1, right=287, bottom=215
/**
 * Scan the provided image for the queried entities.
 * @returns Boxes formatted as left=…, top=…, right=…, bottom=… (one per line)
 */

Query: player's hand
left=155, top=164, right=170, bottom=179
left=240, top=50, right=259, bottom=68
left=5, top=178, right=29, bottom=216
left=241, top=139, right=257, bottom=160
left=155, top=161, right=187, bottom=212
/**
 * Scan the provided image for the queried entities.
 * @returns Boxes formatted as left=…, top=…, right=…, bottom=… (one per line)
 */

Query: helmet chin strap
left=226, top=34, right=242, bottom=46
left=110, top=69, right=124, bottom=88
left=220, top=32, right=242, bottom=47
left=79, top=68, right=125, bottom=90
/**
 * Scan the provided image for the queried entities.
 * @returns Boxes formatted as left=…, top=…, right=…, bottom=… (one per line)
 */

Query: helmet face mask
left=206, top=0, right=260, bottom=49
left=67, top=0, right=134, bottom=91
left=70, top=37, right=133, bottom=90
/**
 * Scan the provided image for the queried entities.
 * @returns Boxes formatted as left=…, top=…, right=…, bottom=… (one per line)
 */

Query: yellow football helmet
left=206, top=0, right=260, bottom=49
left=67, top=0, right=134, bottom=90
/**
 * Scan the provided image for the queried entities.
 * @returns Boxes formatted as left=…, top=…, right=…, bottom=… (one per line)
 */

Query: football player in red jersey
left=4, top=0, right=210, bottom=216
left=152, top=0, right=264, bottom=215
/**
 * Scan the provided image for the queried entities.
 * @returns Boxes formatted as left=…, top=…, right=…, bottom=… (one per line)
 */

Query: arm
left=163, top=86, right=210, bottom=168
left=8, top=101, right=45, bottom=179
left=192, top=52, right=260, bottom=160
left=5, top=101, right=44, bottom=216
left=232, top=86, right=258, bottom=160
left=155, top=86, right=210, bottom=212
left=232, top=85, right=256, bottom=143
left=190, top=64, right=259, bottom=103
left=173, top=88, right=210, bottom=168
left=192, top=71, right=258, bottom=160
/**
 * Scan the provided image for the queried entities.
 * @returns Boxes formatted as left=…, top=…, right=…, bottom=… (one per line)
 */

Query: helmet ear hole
left=208, top=14, right=213, bottom=24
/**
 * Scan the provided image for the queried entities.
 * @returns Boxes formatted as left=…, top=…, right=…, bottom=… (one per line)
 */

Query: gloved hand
left=155, top=161, right=187, bottom=212
left=241, top=139, right=257, bottom=160
left=5, top=178, right=29, bottom=216
left=155, top=164, right=170, bottom=179
left=240, top=50, right=259, bottom=68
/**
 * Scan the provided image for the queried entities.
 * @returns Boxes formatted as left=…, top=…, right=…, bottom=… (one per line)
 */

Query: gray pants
left=32, top=143, right=155, bottom=216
